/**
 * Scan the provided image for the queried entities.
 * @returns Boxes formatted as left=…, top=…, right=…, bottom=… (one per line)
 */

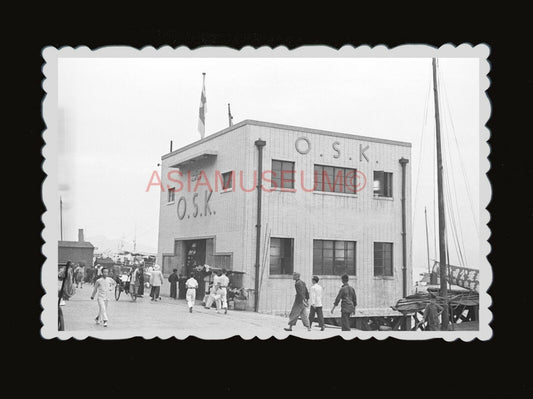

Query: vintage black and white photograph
left=41, top=44, right=491, bottom=339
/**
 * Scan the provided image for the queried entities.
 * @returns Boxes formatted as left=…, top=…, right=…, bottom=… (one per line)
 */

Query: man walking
left=168, top=268, right=179, bottom=299
left=308, top=276, right=325, bottom=331
left=74, top=263, right=84, bottom=288
left=284, top=272, right=311, bottom=332
left=185, top=272, right=198, bottom=313
left=331, top=274, right=357, bottom=331
left=137, top=265, right=145, bottom=296
left=418, top=294, right=444, bottom=331
left=149, top=264, right=164, bottom=301
left=215, top=269, right=230, bottom=314
left=91, top=267, right=116, bottom=327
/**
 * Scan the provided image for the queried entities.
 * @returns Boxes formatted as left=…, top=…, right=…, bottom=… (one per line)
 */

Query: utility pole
left=432, top=57, right=449, bottom=330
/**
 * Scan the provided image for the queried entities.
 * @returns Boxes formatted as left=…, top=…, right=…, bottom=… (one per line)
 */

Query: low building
left=157, top=120, right=412, bottom=317
left=58, top=229, right=95, bottom=268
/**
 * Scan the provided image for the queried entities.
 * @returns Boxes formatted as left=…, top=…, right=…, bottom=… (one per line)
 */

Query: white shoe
left=103, top=321, right=108, bottom=327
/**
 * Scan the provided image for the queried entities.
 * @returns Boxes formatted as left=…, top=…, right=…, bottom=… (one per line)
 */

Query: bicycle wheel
left=130, top=289, right=137, bottom=302
left=115, top=284, right=121, bottom=301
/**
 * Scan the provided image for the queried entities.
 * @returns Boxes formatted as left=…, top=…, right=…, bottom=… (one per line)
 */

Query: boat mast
left=432, top=58, right=449, bottom=330
left=424, top=206, right=431, bottom=275
left=60, top=196, right=63, bottom=241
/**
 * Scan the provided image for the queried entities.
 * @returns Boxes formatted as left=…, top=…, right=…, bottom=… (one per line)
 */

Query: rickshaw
left=114, top=266, right=137, bottom=301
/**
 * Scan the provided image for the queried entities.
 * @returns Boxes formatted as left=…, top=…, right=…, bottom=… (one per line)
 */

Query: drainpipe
left=254, top=139, right=266, bottom=312
left=399, top=158, right=409, bottom=299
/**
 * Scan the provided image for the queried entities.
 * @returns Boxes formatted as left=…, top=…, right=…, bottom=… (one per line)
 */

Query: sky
left=57, top=56, right=480, bottom=278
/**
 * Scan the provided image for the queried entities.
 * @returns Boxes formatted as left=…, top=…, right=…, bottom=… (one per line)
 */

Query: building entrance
left=185, top=239, right=206, bottom=298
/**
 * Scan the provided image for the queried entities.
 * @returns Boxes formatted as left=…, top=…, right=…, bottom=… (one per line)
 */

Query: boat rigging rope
left=412, top=74, right=432, bottom=229
left=441, top=77, right=480, bottom=234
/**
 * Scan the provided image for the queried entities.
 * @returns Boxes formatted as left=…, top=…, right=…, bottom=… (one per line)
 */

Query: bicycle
left=115, top=278, right=138, bottom=302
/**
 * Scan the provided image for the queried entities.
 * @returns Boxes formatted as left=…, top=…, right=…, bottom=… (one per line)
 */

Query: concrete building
left=157, top=120, right=412, bottom=316
left=58, top=229, right=95, bottom=268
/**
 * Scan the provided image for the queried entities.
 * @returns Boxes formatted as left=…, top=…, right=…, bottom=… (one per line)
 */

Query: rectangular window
left=373, top=171, right=393, bottom=198
left=374, top=242, right=393, bottom=276
left=314, top=164, right=357, bottom=194
left=271, top=160, right=295, bottom=189
left=313, top=240, right=356, bottom=275
left=222, top=171, right=233, bottom=190
left=270, top=238, right=294, bottom=275
left=168, top=187, right=175, bottom=203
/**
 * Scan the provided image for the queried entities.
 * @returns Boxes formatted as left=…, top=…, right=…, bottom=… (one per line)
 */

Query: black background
left=13, top=20, right=531, bottom=396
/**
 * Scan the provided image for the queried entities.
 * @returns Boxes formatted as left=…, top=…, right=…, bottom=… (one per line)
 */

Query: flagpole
left=198, top=72, right=207, bottom=139
left=202, top=72, right=206, bottom=134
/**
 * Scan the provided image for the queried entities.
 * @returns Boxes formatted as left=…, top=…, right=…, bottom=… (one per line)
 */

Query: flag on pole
left=198, top=73, right=207, bottom=139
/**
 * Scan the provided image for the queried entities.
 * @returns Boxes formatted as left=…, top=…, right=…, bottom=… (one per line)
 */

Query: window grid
left=270, top=238, right=294, bottom=275
left=314, top=165, right=357, bottom=194
left=374, top=242, right=393, bottom=276
left=168, top=187, right=175, bottom=203
left=373, top=171, right=393, bottom=198
left=271, top=160, right=295, bottom=189
left=313, top=240, right=356, bottom=276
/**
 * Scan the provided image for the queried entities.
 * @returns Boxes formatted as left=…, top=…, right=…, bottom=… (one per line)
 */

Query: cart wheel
left=115, top=284, right=121, bottom=301
left=58, top=307, right=65, bottom=331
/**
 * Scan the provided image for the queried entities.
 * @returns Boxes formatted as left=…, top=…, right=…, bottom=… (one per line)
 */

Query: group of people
left=167, top=268, right=230, bottom=314
left=285, top=272, right=357, bottom=332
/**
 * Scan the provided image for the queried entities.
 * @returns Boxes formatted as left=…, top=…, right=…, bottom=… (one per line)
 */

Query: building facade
left=157, top=120, right=412, bottom=315
left=58, top=229, right=95, bottom=268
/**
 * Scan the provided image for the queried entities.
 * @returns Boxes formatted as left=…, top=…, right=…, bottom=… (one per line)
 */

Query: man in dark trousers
left=308, top=275, right=325, bottom=331
left=331, top=274, right=357, bottom=331
left=418, top=294, right=444, bottom=331
left=284, top=272, right=311, bottom=332
left=168, top=269, right=179, bottom=299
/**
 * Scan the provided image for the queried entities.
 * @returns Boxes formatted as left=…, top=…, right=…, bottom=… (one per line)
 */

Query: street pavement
left=61, top=284, right=348, bottom=339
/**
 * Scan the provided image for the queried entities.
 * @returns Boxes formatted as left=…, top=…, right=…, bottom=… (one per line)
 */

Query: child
left=185, top=272, right=199, bottom=313
left=91, top=267, right=116, bottom=327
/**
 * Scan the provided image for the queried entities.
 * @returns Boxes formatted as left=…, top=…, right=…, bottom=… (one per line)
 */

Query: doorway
left=184, top=239, right=207, bottom=298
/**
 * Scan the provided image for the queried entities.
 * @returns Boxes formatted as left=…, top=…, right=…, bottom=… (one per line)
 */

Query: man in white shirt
left=149, top=264, right=164, bottom=301
left=91, top=268, right=116, bottom=327
left=185, top=273, right=199, bottom=313
left=215, top=269, right=230, bottom=315
left=309, top=275, right=325, bottom=331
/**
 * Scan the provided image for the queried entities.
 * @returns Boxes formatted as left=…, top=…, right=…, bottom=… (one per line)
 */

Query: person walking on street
left=215, top=269, right=230, bottom=314
left=308, top=276, right=325, bottom=331
left=284, top=273, right=311, bottom=332
left=149, top=264, right=164, bottom=301
left=137, top=265, right=145, bottom=296
left=185, top=273, right=198, bottom=313
left=60, top=261, right=76, bottom=303
left=91, top=267, right=116, bottom=327
left=418, top=294, right=444, bottom=331
left=74, top=264, right=84, bottom=288
left=331, top=274, right=357, bottom=331
left=168, top=269, right=179, bottom=299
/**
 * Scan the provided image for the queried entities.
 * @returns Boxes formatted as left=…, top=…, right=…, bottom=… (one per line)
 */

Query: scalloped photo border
left=41, top=44, right=491, bottom=341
